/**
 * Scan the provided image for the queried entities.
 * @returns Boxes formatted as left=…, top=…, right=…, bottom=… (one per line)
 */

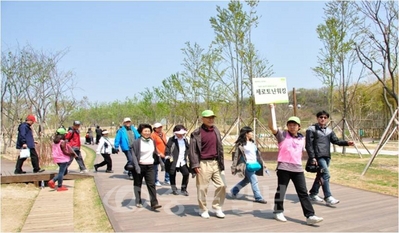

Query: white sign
left=252, top=77, right=289, bottom=104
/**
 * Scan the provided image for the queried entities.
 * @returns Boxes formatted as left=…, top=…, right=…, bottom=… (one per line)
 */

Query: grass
left=1, top=183, right=40, bottom=232
left=73, top=146, right=113, bottom=232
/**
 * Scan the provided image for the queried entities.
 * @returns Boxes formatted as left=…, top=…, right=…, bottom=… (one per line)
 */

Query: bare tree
left=355, top=0, right=398, bottom=117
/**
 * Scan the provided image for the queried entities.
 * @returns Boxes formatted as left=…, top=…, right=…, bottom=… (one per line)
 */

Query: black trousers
left=15, top=148, right=41, bottom=172
left=169, top=164, right=190, bottom=191
left=274, top=169, right=315, bottom=218
left=95, top=135, right=101, bottom=144
left=96, top=153, right=112, bottom=171
left=132, top=164, right=159, bottom=207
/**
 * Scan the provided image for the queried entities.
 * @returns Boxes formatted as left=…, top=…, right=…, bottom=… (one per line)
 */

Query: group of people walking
left=15, top=106, right=353, bottom=225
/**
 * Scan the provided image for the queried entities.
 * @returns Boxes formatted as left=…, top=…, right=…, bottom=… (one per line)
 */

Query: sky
left=1, top=0, right=328, bottom=103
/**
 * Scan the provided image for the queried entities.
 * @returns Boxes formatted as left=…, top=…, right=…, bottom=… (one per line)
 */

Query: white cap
left=102, top=130, right=109, bottom=135
left=174, top=129, right=187, bottom=135
left=153, top=123, right=162, bottom=128
left=123, top=117, right=131, bottom=123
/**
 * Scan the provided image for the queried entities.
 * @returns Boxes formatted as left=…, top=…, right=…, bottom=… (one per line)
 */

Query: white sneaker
left=79, top=169, right=89, bottom=174
left=325, top=196, right=340, bottom=206
left=306, top=215, right=323, bottom=225
left=213, top=209, right=225, bottom=218
left=274, top=213, right=287, bottom=222
left=155, top=182, right=162, bottom=186
left=199, top=210, right=210, bottom=219
left=309, top=194, right=324, bottom=202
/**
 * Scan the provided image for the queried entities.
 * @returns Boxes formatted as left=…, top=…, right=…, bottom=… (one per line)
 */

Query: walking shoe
left=199, top=210, right=210, bottom=219
left=164, top=181, right=170, bottom=185
left=213, top=209, right=225, bottom=218
left=325, top=196, right=340, bottom=206
left=155, top=181, right=162, bottom=186
left=181, top=190, right=189, bottom=196
left=151, top=204, right=162, bottom=211
left=57, top=186, right=68, bottom=192
left=172, top=190, right=179, bottom=195
left=136, top=203, right=143, bottom=208
left=254, top=199, right=267, bottom=204
left=123, top=170, right=128, bottom=174
left=274, top=213, right=287, bottom=222
left=79, top=169, right=89, bottom=174
left=128, top=175, right=134, bottom=180
left=105, top=170, right=114, bottom=173
left=14, top=170, right=27, bottom=174
left=309, top=194, right=324, bottom=202
left=306, top=215, right=323, bottom=225
left=94, top=165, right=99, bottom=172
left=33, top=169, right=45, bottom=173
left=48, top=180, right=55, bottom=189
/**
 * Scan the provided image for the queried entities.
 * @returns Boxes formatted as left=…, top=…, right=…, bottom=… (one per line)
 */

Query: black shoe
left=94, top=165, right=99, bottom=172
left=181, top=190, right=189, bottom=196
left=172, top=190, right=179, bottom=195
left=14, top=170, right=27, bottom=174
left=33, top=169, right=45, bottom=173
left=151, top=204, right=162, bottom=211
left=105, top=170, right=114, bottom=173
left=254, top=199, right=267, bottom=204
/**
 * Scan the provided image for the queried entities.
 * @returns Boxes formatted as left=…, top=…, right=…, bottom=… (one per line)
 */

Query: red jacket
left=65, top=129, right=81, bottom=149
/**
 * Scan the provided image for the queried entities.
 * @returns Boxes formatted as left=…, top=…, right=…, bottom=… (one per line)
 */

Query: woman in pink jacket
left=268, top=104, right=323, bottom=225
left=48, top=128, right=76, bottom=191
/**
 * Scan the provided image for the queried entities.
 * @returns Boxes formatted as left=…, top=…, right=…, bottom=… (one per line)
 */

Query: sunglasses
left=318, top=116, right=328, bottom=119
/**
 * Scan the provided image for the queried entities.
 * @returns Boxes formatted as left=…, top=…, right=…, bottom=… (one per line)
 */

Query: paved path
left=86, top=144, right=398, bottom=232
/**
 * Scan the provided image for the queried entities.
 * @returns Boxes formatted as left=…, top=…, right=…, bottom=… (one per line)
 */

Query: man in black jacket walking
left=306, top=110, right=354, bottom=206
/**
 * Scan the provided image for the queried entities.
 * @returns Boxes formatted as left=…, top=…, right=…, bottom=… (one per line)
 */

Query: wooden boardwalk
left=1, top=147, right=89, bottom=232
left=88, top=144, right=398, bottom=232
left=2, top=143, right=398, bottom=232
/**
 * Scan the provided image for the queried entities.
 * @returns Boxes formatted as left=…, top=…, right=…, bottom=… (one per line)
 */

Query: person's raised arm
left=268, top=104, right=278, bottom=135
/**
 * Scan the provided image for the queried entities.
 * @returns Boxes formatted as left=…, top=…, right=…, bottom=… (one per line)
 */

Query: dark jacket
left=306, top=124, right=350, bottom=159
left=16, top=122, right=35, bottom=149
left=130, top=138, right=161, bottom=174
left=189, top=124, right=224, bottom=171
left=231, top=143, right=265, bottom=178
left=165, top=136, right=190, bottom=174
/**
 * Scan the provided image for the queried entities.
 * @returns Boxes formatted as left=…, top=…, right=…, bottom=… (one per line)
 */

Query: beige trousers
left=196, top=160, right=226, bottom=211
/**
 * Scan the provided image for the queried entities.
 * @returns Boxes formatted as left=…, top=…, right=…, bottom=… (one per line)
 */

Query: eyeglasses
left=318, top=116, right=328, bottom=119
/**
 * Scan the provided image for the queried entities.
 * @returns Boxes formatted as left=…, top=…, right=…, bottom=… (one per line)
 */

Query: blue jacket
left=16, top=122, right=35, bottom=149
left=114, top=126, right=140, bottom=151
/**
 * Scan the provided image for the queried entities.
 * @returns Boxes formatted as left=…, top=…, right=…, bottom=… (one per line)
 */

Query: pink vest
left=52, top=140, right=70, bottom=163
left=277, top=132, right=304, bottom=165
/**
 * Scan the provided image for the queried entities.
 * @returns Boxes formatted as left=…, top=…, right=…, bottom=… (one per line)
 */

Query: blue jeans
left=52, top=162, right=68, bottom=187
left=231, top=169, right=263, bottom=200
left=123, top=150, right=133, bottom=176
left=154, top=161, right=170, bottom=183
left=309, top=157, right=331, bottom=198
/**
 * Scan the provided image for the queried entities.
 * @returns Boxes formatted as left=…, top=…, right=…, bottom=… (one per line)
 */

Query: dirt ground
left=1, top=183, right=40, bottom=232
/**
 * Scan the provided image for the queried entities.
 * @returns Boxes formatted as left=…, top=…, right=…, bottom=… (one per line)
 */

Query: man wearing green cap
left=268, top=104, right=323, bottom=225
left=189, top=110, right=226, bottom=219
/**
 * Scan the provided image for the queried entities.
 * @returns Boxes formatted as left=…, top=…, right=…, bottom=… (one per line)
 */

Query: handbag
left=112, top=148, right=118, bottom=154
left=305, top=159, right=319, bottom=173
left=246, top=161, right=261, bottom=172
left=19, top=148, right=30, bottom=159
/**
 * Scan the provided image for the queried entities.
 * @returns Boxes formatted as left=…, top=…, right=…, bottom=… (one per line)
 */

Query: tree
left=209, top=0, right=260, bottom=125
left=354, top=0, right=398, bottom=117
left=1, top=44, right=76, bottom=155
